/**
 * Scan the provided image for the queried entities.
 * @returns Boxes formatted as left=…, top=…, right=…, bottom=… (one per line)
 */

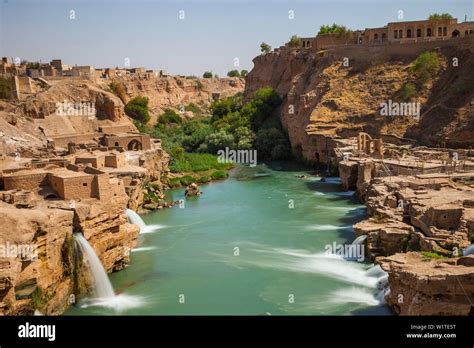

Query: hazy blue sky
left=1, top=0, right=473, bottom=76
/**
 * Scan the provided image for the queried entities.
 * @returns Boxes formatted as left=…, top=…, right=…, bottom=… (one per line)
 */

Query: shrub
left=410, top=52, right=440, bottom=83
left=203, top=71, right=213, bottom=78
left=158, top=109, right=182, bottom=125
left=288, top=35, right=301, bottom=48
left=124, top=96, right=150, bottom=123
left=400, top=82, right=417, bottom=101
left=109, top=79, right=127, bottom=103
left=227, top=70, right=241, bottom=78
left=168, top=178, right=182, bottom=188
left=184, top=103, right=202, bottom=115
left=260, top=42, right=271, bottom=54
left=180, top=175, right=195, bottom=186
left=211, top=170, right=228, bottom=180
left=240, top=69, right=248, bottom=77
left=197, top=175, right=211, bottom=183
left=318, top=24, right=352, bottom=38
left=428, top=13, right=453, bottom=20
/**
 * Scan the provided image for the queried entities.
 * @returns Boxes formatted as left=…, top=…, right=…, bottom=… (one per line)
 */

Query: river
left=67, top=163, right=390, bottom=315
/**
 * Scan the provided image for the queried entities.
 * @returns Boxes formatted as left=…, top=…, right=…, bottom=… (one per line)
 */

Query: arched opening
left=443, top=27, right=447, bottom=36
left=465, top=30, right=469, bottom=36
left=382, top=33, right=387, bottom=41
left=358, top=37, right=363, bottom=44
left=398, top=30, right=403, bottom=38
left=394, top=30, right=398, bottom=39
left=438, top=27, right=442, bottom=36
left=44, top=193, right=59, bottom=200
left=114, top=141, right=119, bottom=147
left=427, top=28, right=432, bottom=37
left=374, top=33, right=379, bottom=41
left=128, top=139, right=143, bottom=151
left=452, top=30, right=460, bottom=38
left=315, top=152, right=320, bottom=162
left=416, top=28, right=422, bottom=37
left=407, top=29, right=412, bottom=38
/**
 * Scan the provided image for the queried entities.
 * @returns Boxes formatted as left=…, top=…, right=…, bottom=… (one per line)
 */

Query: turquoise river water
left=67, top=163, right=391, bottom=315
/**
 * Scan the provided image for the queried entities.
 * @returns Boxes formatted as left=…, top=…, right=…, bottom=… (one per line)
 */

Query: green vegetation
left=428, top=13, right=453, bottom=20
left=400, top=82, right=417, bottom=101
left=227, top=70, right=241, bottom=78
left=184, top=103, right=203, bottom=115
left=211, top=170, right=228, bottom=180
left=260, top=42, right=272, bottom=54
left=203, top=71, right=213, bottom=78
left=240, top=69, right=248, bottom=78
left=125, top=96, right=150, bottom=123
left=288, top=35, right=301, bottom=48
left=0, top=76, right=13, bottom=99
left=109, top=79, right=127, bottom=103
left=31, top=287, right=48, bottom=310
left=410, top=51, right=440, bottom=83
left=318, top=24, right=352, bottom=38
left=158, top=109, right=182, bottom=125
left=420, top=251, right=449, bottom=260
left=136, top=87, right=291, bottom=181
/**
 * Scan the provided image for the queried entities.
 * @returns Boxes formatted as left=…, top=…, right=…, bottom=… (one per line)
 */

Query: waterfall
left=73, top=233, right=144, bottom=311
left=125, top=209, right=147, bottom=232
left=125, top=209, right=165, bottom=234
left=352, top=235, right=367, bottom=245
left=74, top=233, right=115, bottom=299
left=463, top=244, right=474, bottom=256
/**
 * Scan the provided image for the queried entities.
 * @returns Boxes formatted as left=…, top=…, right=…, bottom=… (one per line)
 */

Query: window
left=399, top=30, right=403, bottom=38
left=374, top=33, right=378, bottom=40
left=427, top=28, right=432, bottom=37
left=438, top=27, right=442, bottom=36
left=407, top=29, right=412, bottom=38
left=394, top=30, right=398, bottom=39
left=382, top=33, right=387, bottom=40
left=83, top=183, right=87, bottom=186
left=443, top=27, right=447, bottom=36
left=416, top=29, right=422, bottom=37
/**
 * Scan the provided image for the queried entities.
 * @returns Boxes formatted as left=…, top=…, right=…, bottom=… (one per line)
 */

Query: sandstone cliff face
left=244, top=38, right=474, bottom=160
left=378, top=252, right=474, bottom=315
left=110, top=76, right=245, bottom=121
left=0, top=203, right=75, bottom=315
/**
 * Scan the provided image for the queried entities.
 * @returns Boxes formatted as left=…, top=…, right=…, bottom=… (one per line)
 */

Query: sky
left=1, top=0, right=473, bottom=76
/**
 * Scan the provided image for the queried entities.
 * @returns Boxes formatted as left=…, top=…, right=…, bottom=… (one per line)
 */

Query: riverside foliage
left=135, top=87, right=292, bottom=173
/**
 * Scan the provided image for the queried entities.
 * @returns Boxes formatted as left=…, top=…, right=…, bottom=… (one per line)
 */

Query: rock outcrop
left=378, top=252, right=474, bottom=315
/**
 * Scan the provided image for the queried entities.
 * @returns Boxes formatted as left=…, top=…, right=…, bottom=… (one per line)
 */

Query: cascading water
left=463, top=244, right=474, bottom=256
left=74, top=233, right=115, bottom=299
left=125, top=209, right=147, bottom=231
left=73, top=233, right=144, bottom=311
left=352, top=235, right=367, bottom=245
left=125, top=209, right=164, bottom=233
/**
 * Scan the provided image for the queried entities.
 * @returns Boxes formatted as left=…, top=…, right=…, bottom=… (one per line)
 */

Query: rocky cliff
left=244, top=38, right=474, bottom=159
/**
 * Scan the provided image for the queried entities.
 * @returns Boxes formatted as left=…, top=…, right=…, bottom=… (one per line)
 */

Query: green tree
left=260, top=42, right=271, bottom=54
left=318, top=24, right=352, bottom=38
left=158, top=109, right=182, bottom=125
left=240, top=69, right=248, bottom=78
left=124, top=96, right=150, bottom=123
left=227, top=70, right=241, bottom=77
left=288, top=35, right=301, bottom=48
left=203, top=71, right=213, bottom=78
left=428, top=13, right=453, bottom=20
left=204, top=129, right=235, bottom=153
left=410, top=52, right=440, bottom=83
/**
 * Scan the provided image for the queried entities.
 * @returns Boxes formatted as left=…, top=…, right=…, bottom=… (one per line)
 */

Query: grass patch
left=211, top=170, right=229, bottom=180
left=420, top=251, right=448, bottom=260
left=171, top=153, right=233, bottom=173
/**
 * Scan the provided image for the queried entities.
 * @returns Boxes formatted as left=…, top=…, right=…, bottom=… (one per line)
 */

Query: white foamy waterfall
left=463, top=244, right=474, bottom=256
left=125, top=209, right=164, bottom=234
left=74, top=233, right=115, bottom=299
left=74, top=233, right=143, bottom=311
left=352, top=235, right=367, bottom=245
left=125, top=209, right=147, bottom=232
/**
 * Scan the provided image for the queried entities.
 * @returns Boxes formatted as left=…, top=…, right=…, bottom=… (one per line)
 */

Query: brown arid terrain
left=244, top=36, right=474, bottom=315
left=0, top=73, right=244, bottom=315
